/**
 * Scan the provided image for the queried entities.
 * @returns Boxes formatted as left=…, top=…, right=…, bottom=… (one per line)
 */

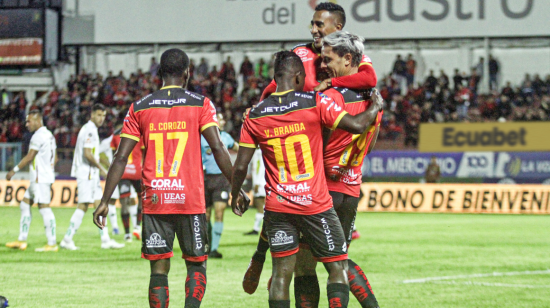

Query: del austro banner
left=418, top=122, right=550, bottom=152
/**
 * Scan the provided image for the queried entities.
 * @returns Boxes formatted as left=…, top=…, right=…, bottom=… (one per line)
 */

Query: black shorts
left=119, top=179, right=142, bottom=198
left=204, top=174, right=230, bottom=207
left=141, top=214, right=208, bottom=262
left=330, top=191, right=359, bottom=246
left=264, top=208, right=348, bottom=263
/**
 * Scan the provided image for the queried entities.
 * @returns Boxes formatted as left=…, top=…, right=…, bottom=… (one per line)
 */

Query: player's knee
left=185, top=260, right=206, bottom=270
left=150, top=259, right=171, bottom=275
left=324, top=260, right=347, bottom=274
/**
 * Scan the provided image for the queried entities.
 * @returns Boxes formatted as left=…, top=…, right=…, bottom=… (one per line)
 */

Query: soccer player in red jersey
left=295, top=31, right=383, bottom=308
left=231, top=51, right=380, bottom=308
left=93, top=48, right=248, bottom=308
left=260, top=2, right=377, bottom=100
left=110, top=128, right=144, bottom=241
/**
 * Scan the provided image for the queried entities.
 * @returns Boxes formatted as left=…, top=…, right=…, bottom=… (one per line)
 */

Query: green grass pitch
left=1, top=206, right=549, bottom=307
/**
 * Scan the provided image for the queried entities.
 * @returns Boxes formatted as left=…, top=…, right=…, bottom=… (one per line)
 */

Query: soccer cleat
left=352, top=230, right=361, bottom=240
left=132, top=226, right=141, bottom=240
left=208, top=250, right=223, bottom=259
left=112, top=228, right=120, bottom=235
left=243, top=251, right=266, bottom=294
left=124, top=234, right=132, bottom=242
left=5, top=240, right=27, bottom=250
left=244, top=230, right=259, bottom=236
left=60, top=239, right=79, bottom=250
left=35, top=244, right=59, bottom=252
left=101, top=239, right=125, bottom=249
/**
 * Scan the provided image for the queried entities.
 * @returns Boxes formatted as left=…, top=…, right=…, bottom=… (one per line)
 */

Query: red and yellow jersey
left=323, top=88, right=383, bottom=197
left=260, top=43, right=377, bottom=100
left=121, top=86, right=218, bottom=214
left=239, top=90, right=348, bottom=215
left=110, top=129, right=144, bottom=181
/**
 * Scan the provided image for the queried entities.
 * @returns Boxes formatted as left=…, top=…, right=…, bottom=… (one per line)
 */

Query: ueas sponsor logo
left=146, top=233, right=166, bottom=248
left=271, top=231, right=294, bottom=246
left=151, top=179, right=185, bottom=191
left=163, top=193, right=186, bottom=204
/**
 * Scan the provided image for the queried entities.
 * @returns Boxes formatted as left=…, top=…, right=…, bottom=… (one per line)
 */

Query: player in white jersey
left=60, top=104, right=124, bottom=250
left=6, top=109, right=58, bottom=252
left=99, top=134, right=121, bottom=235
left=244, top=148, right=266, bottom=236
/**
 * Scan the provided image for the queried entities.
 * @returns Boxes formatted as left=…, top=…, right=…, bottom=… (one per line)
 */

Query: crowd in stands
left=379, top=54, right=550, bottom=147
left=0, top=56, right=274, bottom=154
left=1, top=55, right=549, bottom=151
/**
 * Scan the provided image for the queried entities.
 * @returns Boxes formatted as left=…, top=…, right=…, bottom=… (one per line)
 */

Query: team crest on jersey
left=277, top=195, right=285, bottom=203
left=146, top=233, right=166, bottom=248
left=271, top=231, right=294, bottom=246
left=151, top=193, right=159, bottom=204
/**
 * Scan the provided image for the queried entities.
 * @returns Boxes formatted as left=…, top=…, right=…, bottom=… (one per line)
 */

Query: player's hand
left=231, top=190, right=250, bottom=217
left=6, top=170, right=14, bottom=181
left=371, top=88, right=384, bottom=111
left=243, top=108, right=251, bottom=119
left=314, top=79, right=332, bottom=91
left=93, top=202, right=109, bottom=229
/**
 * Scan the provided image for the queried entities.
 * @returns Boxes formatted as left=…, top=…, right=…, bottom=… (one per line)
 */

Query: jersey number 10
left=267, top=134, right=314, bottom=183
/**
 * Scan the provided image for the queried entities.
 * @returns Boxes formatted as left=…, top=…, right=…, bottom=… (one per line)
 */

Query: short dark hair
left=273, top=51, right=304, bottom=83
left=92, top=104, right=106, bottom=112
left=159, top=48, right=189, bottom=79
left=315, top=2, right=346, bottom=27
left=28, top=108, right=42, bottom=117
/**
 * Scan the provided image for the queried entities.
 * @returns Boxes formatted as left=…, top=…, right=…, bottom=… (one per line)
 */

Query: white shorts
left=254, top=184, right=266, bottom=198
left=130, top=185, right=137, bottom=198
left=24, top=182, right=52, bottom=204
left=77, top=178, right=102, bottom=204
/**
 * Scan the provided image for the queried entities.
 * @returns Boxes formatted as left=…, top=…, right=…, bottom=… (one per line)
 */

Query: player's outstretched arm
left=93, top=137, right=136, bottom=229
left=336, top=89, right=384, bottom=134
left=6, top=149, right=38, bottom=180
left=231, top=146, right=255, bottom=216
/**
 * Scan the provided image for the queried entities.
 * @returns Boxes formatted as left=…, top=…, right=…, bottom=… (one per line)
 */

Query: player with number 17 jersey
left=121, top=86, right=218, bottom=214
left=239, top=90, right=348, bottom=216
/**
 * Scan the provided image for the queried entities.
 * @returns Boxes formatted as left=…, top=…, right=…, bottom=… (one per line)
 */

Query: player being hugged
left=5, top=109, right=58, bottom=252
left=231, top=51, right=380, bottom=308
left=93, top=48, right=248, bottom=308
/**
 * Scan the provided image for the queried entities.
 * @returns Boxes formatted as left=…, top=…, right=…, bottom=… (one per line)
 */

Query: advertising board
left=363, top=151, right=550, bottom=180
left=79, top=0, right=550, bottom=44
left=358, top=183, right=550, bottom=214
left=419, top=122, right=550, bottom=153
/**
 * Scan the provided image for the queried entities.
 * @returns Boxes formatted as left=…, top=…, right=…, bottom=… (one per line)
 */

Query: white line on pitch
left=402, top=269, right=550, bottom=284
left=429, top=281, right=550, bottom=288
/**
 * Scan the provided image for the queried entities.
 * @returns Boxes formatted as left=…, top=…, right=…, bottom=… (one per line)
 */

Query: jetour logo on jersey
left=271, top=231, right=294, bottom=246
left=146, top=233, right=167, bottom=248
left=150, top=179, right=185, bottom=191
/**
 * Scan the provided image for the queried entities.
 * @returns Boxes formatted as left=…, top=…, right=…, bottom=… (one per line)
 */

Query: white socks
left=129, top=205, right=138, bottom=228
left=18, top=201, right=31, bottom=241
left=253, top=213, right=264, bottom=232
left=108, top=205, right=119, bottom=230
left=100, top=225, right=110, bottom=243
left=39, top=207, right=57, bottom=246
left=64, top=208, right=85, bottom=242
